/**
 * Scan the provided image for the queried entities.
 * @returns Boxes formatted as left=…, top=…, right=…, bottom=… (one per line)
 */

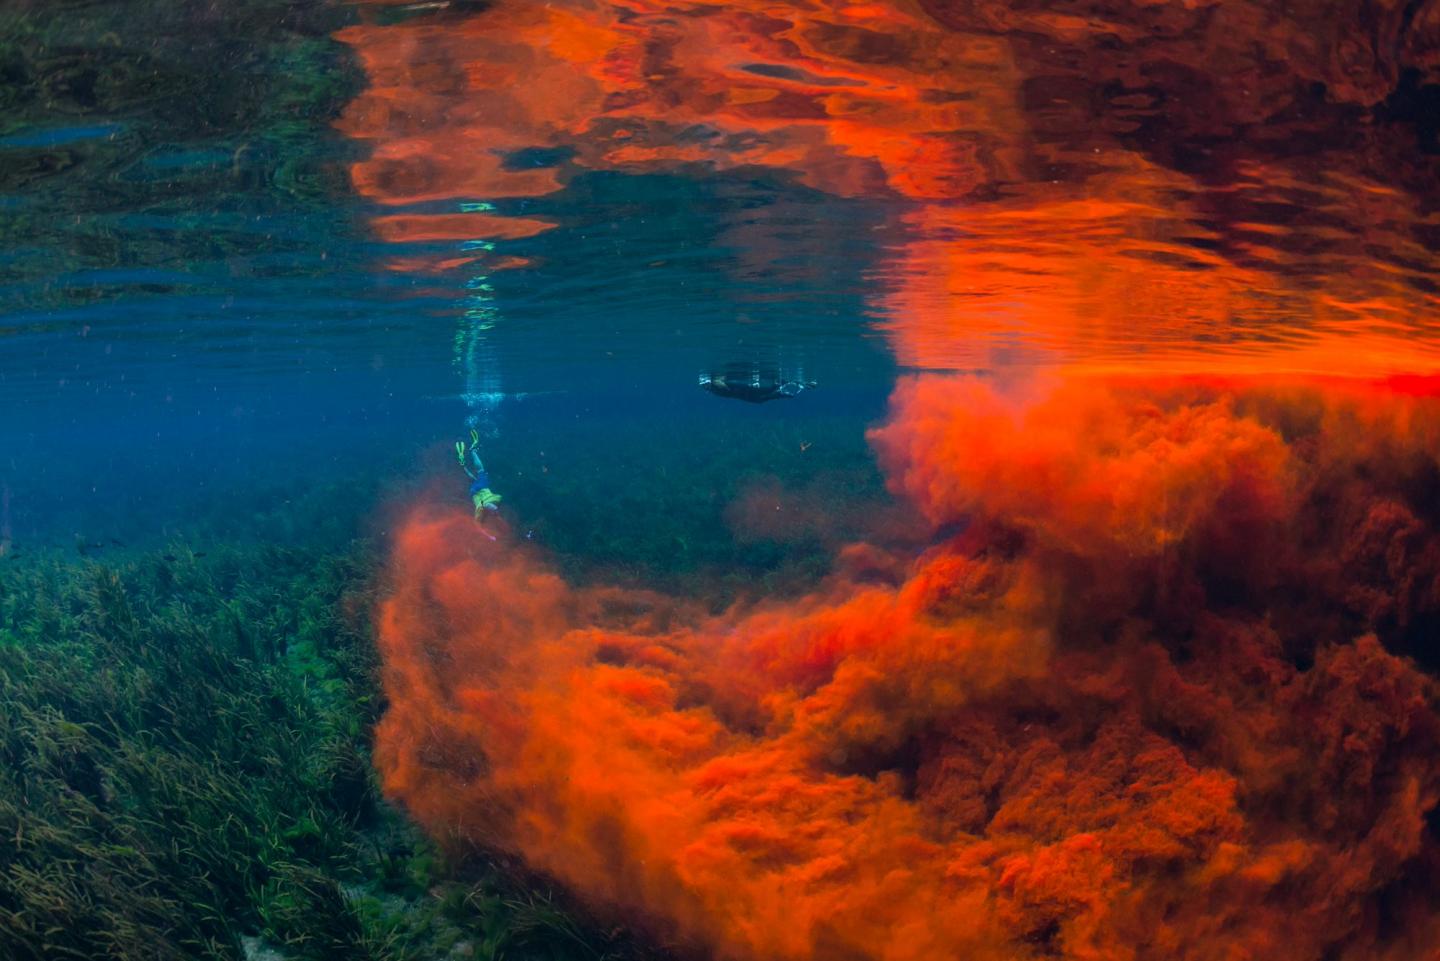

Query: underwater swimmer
left=699, top=362, right=815, bottom=403
left=456, top=429, right=502, bottom=534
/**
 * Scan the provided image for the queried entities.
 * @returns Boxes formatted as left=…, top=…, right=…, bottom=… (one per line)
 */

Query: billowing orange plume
left=377, top=375, right=1440, bottom=961
left=346, top=0, right=1440, bottom=953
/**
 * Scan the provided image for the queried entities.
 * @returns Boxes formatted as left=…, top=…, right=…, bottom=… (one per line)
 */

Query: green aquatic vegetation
left=0, top=547, right=370, bottom=959
left=0, top=541, right=651, bottom=961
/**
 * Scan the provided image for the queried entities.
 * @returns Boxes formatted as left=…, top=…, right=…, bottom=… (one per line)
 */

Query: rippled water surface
left=4, top=2, right=1437, bottom=541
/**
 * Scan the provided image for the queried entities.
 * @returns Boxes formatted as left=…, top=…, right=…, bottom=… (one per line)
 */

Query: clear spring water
left=6, top=3, right=1440, bottom=959
left=5, top=0, right=1433, bottom=563
left=0, top=1, right=906, bottom=559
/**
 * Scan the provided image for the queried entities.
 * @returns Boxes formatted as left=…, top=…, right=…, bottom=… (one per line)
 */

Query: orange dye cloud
left=377, top=374, right=1440, bottom=961
left=349, top=2, right=1440, bottom=955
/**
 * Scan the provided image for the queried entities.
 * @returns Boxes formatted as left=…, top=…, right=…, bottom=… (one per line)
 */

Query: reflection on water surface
left=337, top=0, right=1440, bottom=377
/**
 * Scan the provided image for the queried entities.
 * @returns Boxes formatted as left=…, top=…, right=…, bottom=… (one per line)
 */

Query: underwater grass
left=0, top=539, right=660, bottom=961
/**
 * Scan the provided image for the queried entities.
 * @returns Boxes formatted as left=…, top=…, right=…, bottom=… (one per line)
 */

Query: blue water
left=0, top=6, right=900, bottom=567
left=9, top=8, right=1440, bottom=961
left=2, top=0, right=1436, bottom=574
left=0, top=123, right=125, bottom=149
left=0, top=166, right=894, bottom=550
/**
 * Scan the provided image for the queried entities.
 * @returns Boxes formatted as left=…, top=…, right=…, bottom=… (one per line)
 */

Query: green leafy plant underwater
left=0, top=541, right=654, bottom=961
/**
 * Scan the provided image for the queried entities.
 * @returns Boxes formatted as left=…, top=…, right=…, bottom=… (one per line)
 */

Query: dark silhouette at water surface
left=699, top=363, right=816, bottom=404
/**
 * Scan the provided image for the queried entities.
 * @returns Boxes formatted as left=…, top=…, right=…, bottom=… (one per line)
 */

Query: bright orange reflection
left=336, top=0, right=1025, bottom=207
left=883, top=161, right=1440, bottom=376
left=336, top=0, right=1439, bottom=379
